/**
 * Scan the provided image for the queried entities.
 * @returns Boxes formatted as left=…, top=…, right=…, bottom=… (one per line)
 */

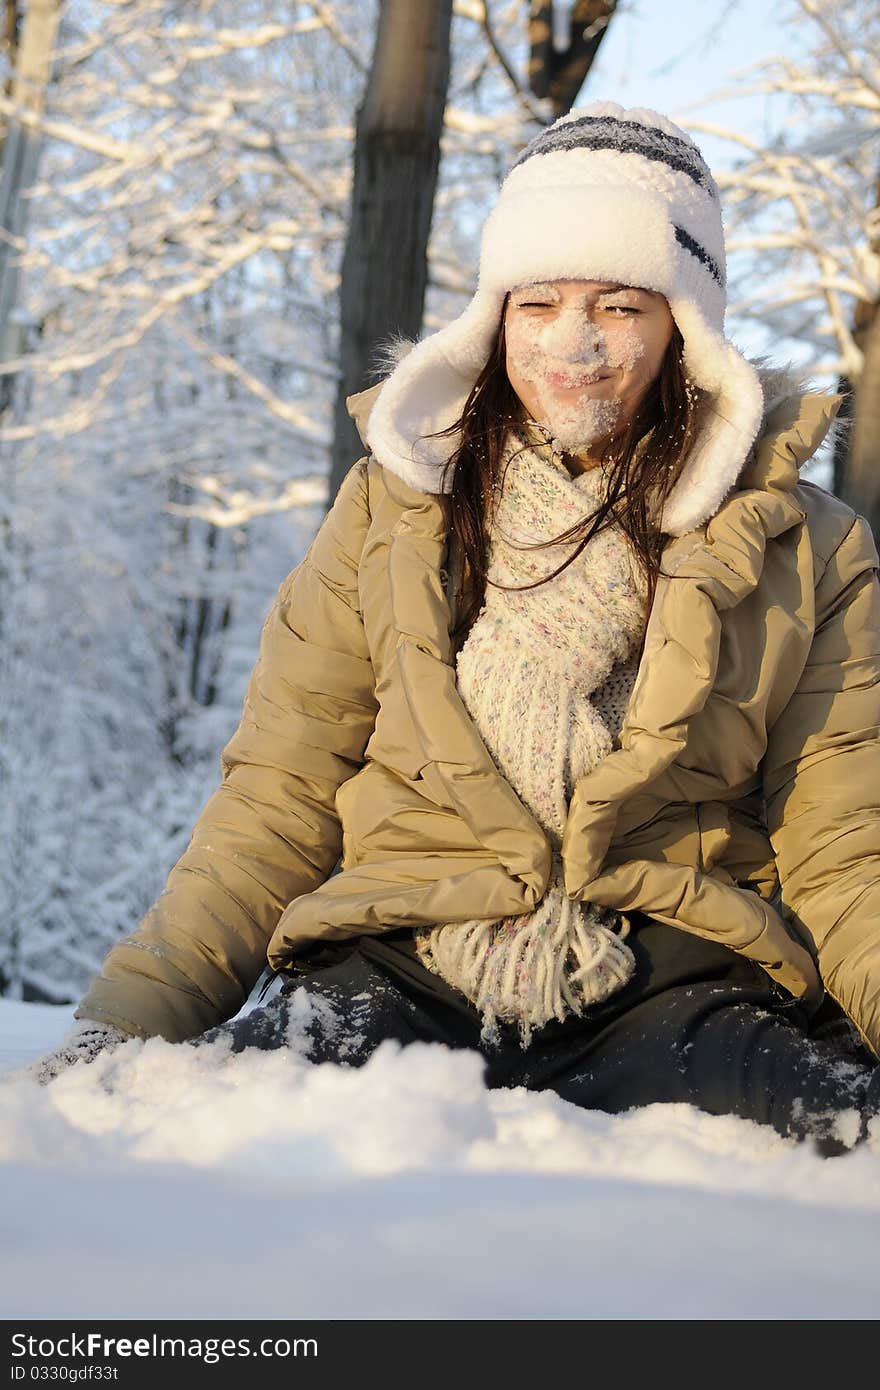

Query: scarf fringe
left=416, top=882, right=635, bottom=1048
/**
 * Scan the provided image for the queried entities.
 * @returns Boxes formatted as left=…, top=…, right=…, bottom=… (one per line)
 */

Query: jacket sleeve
left=75, top=461, right=378, bottom=1042
left=763, top=513, right=880, bottom=1057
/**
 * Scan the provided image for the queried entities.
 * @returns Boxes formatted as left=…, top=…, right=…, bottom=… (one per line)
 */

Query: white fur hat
left=365, top=101, right=765, bottom=537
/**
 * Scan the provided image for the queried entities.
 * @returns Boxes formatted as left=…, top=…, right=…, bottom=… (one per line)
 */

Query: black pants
left=197, top=918, right=879, bottom=1157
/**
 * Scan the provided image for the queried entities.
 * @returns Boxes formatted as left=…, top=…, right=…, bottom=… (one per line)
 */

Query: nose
left=549, top=308, right=605, bottom=355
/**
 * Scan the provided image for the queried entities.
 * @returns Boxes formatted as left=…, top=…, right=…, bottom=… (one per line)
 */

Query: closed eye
left=512, top=301, right=641, bottom=313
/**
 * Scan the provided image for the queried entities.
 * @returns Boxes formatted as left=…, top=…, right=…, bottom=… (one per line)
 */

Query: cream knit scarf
left=414, top=430, right=649, bottom=1046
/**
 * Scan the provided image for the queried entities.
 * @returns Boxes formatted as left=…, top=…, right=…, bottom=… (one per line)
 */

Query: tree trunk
left=528, top=0, right=617, bottom=119
left=2, top=1, right=20, bottom=112
left=0, top=0, right=61, bottom=414
left=328, top=0, right=453, bottom=502
left=841, top=303, right=880, bottom=538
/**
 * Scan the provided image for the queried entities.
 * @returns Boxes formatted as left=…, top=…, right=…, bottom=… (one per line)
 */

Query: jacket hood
left=347, top=353, right=843, bottom=532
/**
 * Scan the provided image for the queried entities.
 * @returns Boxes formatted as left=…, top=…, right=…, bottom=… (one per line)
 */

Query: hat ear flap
left=660, top=298, right=764, bottom=536
left=365, top=289, right=506, bottom=492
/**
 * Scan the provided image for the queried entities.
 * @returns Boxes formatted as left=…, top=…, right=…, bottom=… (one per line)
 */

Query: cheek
left=504, top=321, right=539, bottom=412
left=503, top=318, right=539, bottom=364
left=505, top=315, right=546, bottom=382
left=608, top=321, right=672, bottom=382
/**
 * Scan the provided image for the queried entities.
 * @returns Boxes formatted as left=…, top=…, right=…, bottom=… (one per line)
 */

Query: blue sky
left=585, top=0, right=807, bottom=170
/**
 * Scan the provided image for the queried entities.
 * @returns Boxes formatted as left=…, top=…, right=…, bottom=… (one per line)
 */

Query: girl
left=32, top=103, right=880, bottom=1156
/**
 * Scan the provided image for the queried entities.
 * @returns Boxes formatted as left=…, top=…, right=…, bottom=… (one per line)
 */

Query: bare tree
left=329, top=0, right=453, bottom=499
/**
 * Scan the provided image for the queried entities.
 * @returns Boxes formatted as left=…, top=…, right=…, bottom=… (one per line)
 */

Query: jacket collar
left=562, top=382, right=844, bottom=889
left=348, top=359, right=843, bottom=534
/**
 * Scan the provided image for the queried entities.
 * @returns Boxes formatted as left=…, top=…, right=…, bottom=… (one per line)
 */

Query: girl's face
left=504, top=279, right=676, bottom=461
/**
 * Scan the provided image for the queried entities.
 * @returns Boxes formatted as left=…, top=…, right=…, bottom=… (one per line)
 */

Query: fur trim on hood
left=347, top=350, right=842, bottom=533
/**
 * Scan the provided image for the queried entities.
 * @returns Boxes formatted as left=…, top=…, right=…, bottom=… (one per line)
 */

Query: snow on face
left=504, top=280, right=675, bottom=459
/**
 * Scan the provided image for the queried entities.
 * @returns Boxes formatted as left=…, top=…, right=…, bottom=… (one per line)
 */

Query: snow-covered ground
left=2, top=996, right=878, bottom=1320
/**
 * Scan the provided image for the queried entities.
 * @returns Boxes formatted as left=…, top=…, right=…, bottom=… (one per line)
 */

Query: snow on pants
left=195, top=917, right=880, bottom=1157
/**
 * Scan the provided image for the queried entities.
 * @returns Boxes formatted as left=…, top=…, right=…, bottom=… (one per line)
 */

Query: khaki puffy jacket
left=78, top=386, right=880, bottom=1056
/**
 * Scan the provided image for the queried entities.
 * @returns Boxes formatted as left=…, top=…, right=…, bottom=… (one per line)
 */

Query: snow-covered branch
left=684, top=0, right=879, bottom=379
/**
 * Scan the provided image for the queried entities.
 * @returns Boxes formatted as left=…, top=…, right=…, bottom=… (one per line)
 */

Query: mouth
left=545, top=368, right=610, bottom=388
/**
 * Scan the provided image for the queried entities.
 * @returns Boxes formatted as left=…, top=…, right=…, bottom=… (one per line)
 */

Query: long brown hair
left=435, top=304, right=702, bottom=652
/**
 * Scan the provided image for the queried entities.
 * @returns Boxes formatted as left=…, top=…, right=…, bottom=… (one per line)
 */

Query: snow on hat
left=365, top=100, right=764, bottom=537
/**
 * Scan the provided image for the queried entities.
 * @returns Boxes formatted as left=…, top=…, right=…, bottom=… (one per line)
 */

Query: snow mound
left=1, top=999, right=879, bottom=1318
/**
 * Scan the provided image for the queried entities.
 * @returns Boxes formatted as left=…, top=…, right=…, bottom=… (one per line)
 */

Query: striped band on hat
left=511, top=113, right=717, bottom=196
left=673, top=226, right=724, bottom=289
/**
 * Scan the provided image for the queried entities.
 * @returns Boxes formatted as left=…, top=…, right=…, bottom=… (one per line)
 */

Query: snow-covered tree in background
left=0, top=1, right=555, bottom=1002
left=0, top=0, right=370, bottom=999
left=687, top=0, right=880, bottom=506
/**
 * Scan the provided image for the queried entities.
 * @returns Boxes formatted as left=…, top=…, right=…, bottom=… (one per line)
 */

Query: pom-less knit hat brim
left=364, top=106, right=765, bottom=537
